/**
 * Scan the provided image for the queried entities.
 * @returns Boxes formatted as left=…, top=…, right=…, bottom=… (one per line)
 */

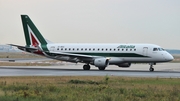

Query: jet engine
left=118, top=63, right=131, bottom=68
left=94, top=58, right=109, bottom=67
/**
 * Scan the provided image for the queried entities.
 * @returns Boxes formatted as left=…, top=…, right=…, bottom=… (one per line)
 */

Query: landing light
left=106, top=58, right=111, bottom=60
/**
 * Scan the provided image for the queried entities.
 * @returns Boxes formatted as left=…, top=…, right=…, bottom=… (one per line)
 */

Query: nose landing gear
left=149, top=63, right=155, bottom=71
left=149, top=65, right=154, bottom=71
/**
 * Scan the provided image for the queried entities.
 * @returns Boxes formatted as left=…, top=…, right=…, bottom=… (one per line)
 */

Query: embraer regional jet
left=10, top=15, right=174, bottom=71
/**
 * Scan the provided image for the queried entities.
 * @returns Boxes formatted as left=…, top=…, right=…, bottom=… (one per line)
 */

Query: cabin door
left=143, top=47, right=148, bottom=56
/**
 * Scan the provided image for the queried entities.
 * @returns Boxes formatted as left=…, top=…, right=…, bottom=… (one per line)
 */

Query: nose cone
left=166, top=53, right=174, bottom=61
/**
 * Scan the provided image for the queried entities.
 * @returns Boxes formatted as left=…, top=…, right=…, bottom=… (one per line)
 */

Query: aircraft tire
left=149, top=67, right=154, bottom=71
left=83, top=65, right=90, bottom=70
left=98, top=67, right=106, bottom=70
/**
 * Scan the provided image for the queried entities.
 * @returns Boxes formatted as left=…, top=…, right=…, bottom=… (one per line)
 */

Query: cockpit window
left=153, top=48, right=158, bottom=51
left=158, top=48, right=162, bottom=51
left=154, top=48, right=165, bottom=51
left=158, top=48, right=165, bottom=51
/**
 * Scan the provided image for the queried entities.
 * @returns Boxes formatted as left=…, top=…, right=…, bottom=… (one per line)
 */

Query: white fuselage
left=46, top=43, right=173, bottom=64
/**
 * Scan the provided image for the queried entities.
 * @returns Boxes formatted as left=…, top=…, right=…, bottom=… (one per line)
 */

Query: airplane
left=9, top=15, right=174, bottom=71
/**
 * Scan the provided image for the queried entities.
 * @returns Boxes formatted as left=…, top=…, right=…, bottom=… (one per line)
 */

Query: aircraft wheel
left=98, top=67, right=106, bottom=70
left=149, top=67, right=154, bottom=71
left=83, top=64, right=90, bottom=70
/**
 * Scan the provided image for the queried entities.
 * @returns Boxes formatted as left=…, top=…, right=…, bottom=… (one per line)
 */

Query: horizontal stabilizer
left=8, top=44, right=38, bottom=52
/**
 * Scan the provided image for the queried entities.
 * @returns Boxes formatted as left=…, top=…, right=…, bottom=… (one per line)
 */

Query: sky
left=0, top=0, right=180, bottom=49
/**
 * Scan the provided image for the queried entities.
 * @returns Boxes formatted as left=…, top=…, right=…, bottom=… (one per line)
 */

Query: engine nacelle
left=94, top=58, right=109, bottom=67
left=118, top=63, right=131, bottom=68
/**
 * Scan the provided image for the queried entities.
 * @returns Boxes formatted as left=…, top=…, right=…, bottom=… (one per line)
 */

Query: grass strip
left=0, top=76, right=179, bottom=101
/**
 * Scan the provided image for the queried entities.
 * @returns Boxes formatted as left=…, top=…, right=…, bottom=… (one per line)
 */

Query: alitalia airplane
left=9, top=15, right=174, bottom=71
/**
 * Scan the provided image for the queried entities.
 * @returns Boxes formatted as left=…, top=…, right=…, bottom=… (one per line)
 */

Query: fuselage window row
left=58, top=48, right=137, bottom=51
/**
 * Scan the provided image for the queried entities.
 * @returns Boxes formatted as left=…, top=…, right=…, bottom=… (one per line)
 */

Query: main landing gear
left=98, top=67, right=106, bottom=70
left=83, top=64, right=106, bottom=70
left=83, top=64, right=90, bottom=70
left=149, top=63, right=155, bottom=72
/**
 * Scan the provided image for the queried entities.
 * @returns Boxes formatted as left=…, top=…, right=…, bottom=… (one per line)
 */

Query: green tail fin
left=21, top=15, right=49, bottom=51
left=21, top=15, right=48, bottom=47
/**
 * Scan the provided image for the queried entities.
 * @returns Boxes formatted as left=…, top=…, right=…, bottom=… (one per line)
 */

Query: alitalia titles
left=117, top=45, right=135, bottom=48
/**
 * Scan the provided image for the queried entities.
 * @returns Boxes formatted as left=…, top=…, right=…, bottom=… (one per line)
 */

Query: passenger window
left=134, top=49, right=136, bottom=51
left=126, top=49, right=128, bottom=51
left=114, top=49, right=116, bottom=51
left=130, top=49, right=132, bottom=51
left=122, top=49, right=124, bottom=51
left=93, top=48, right=95, bottom=51
left=69, top=48, right=71, bottom=50
left=89, top=48, right=91, bottom=51
left=153, top=48, right=158, bottom=51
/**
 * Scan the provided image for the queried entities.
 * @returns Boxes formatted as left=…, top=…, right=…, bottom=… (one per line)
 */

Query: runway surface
left=0, top=63, right=180, bottom=78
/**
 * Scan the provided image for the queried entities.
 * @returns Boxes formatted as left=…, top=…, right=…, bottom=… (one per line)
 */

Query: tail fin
left=21, top=15, right=48, bottom=47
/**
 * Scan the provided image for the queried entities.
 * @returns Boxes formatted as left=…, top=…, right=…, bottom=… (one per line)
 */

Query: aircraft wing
left=9, top=44, right=104, bottom=63
left=45, top=51, right=101, bottom=63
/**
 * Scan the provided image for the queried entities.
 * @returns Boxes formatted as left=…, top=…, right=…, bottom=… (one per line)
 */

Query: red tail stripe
left=30, top=32, right=39, bottom=47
